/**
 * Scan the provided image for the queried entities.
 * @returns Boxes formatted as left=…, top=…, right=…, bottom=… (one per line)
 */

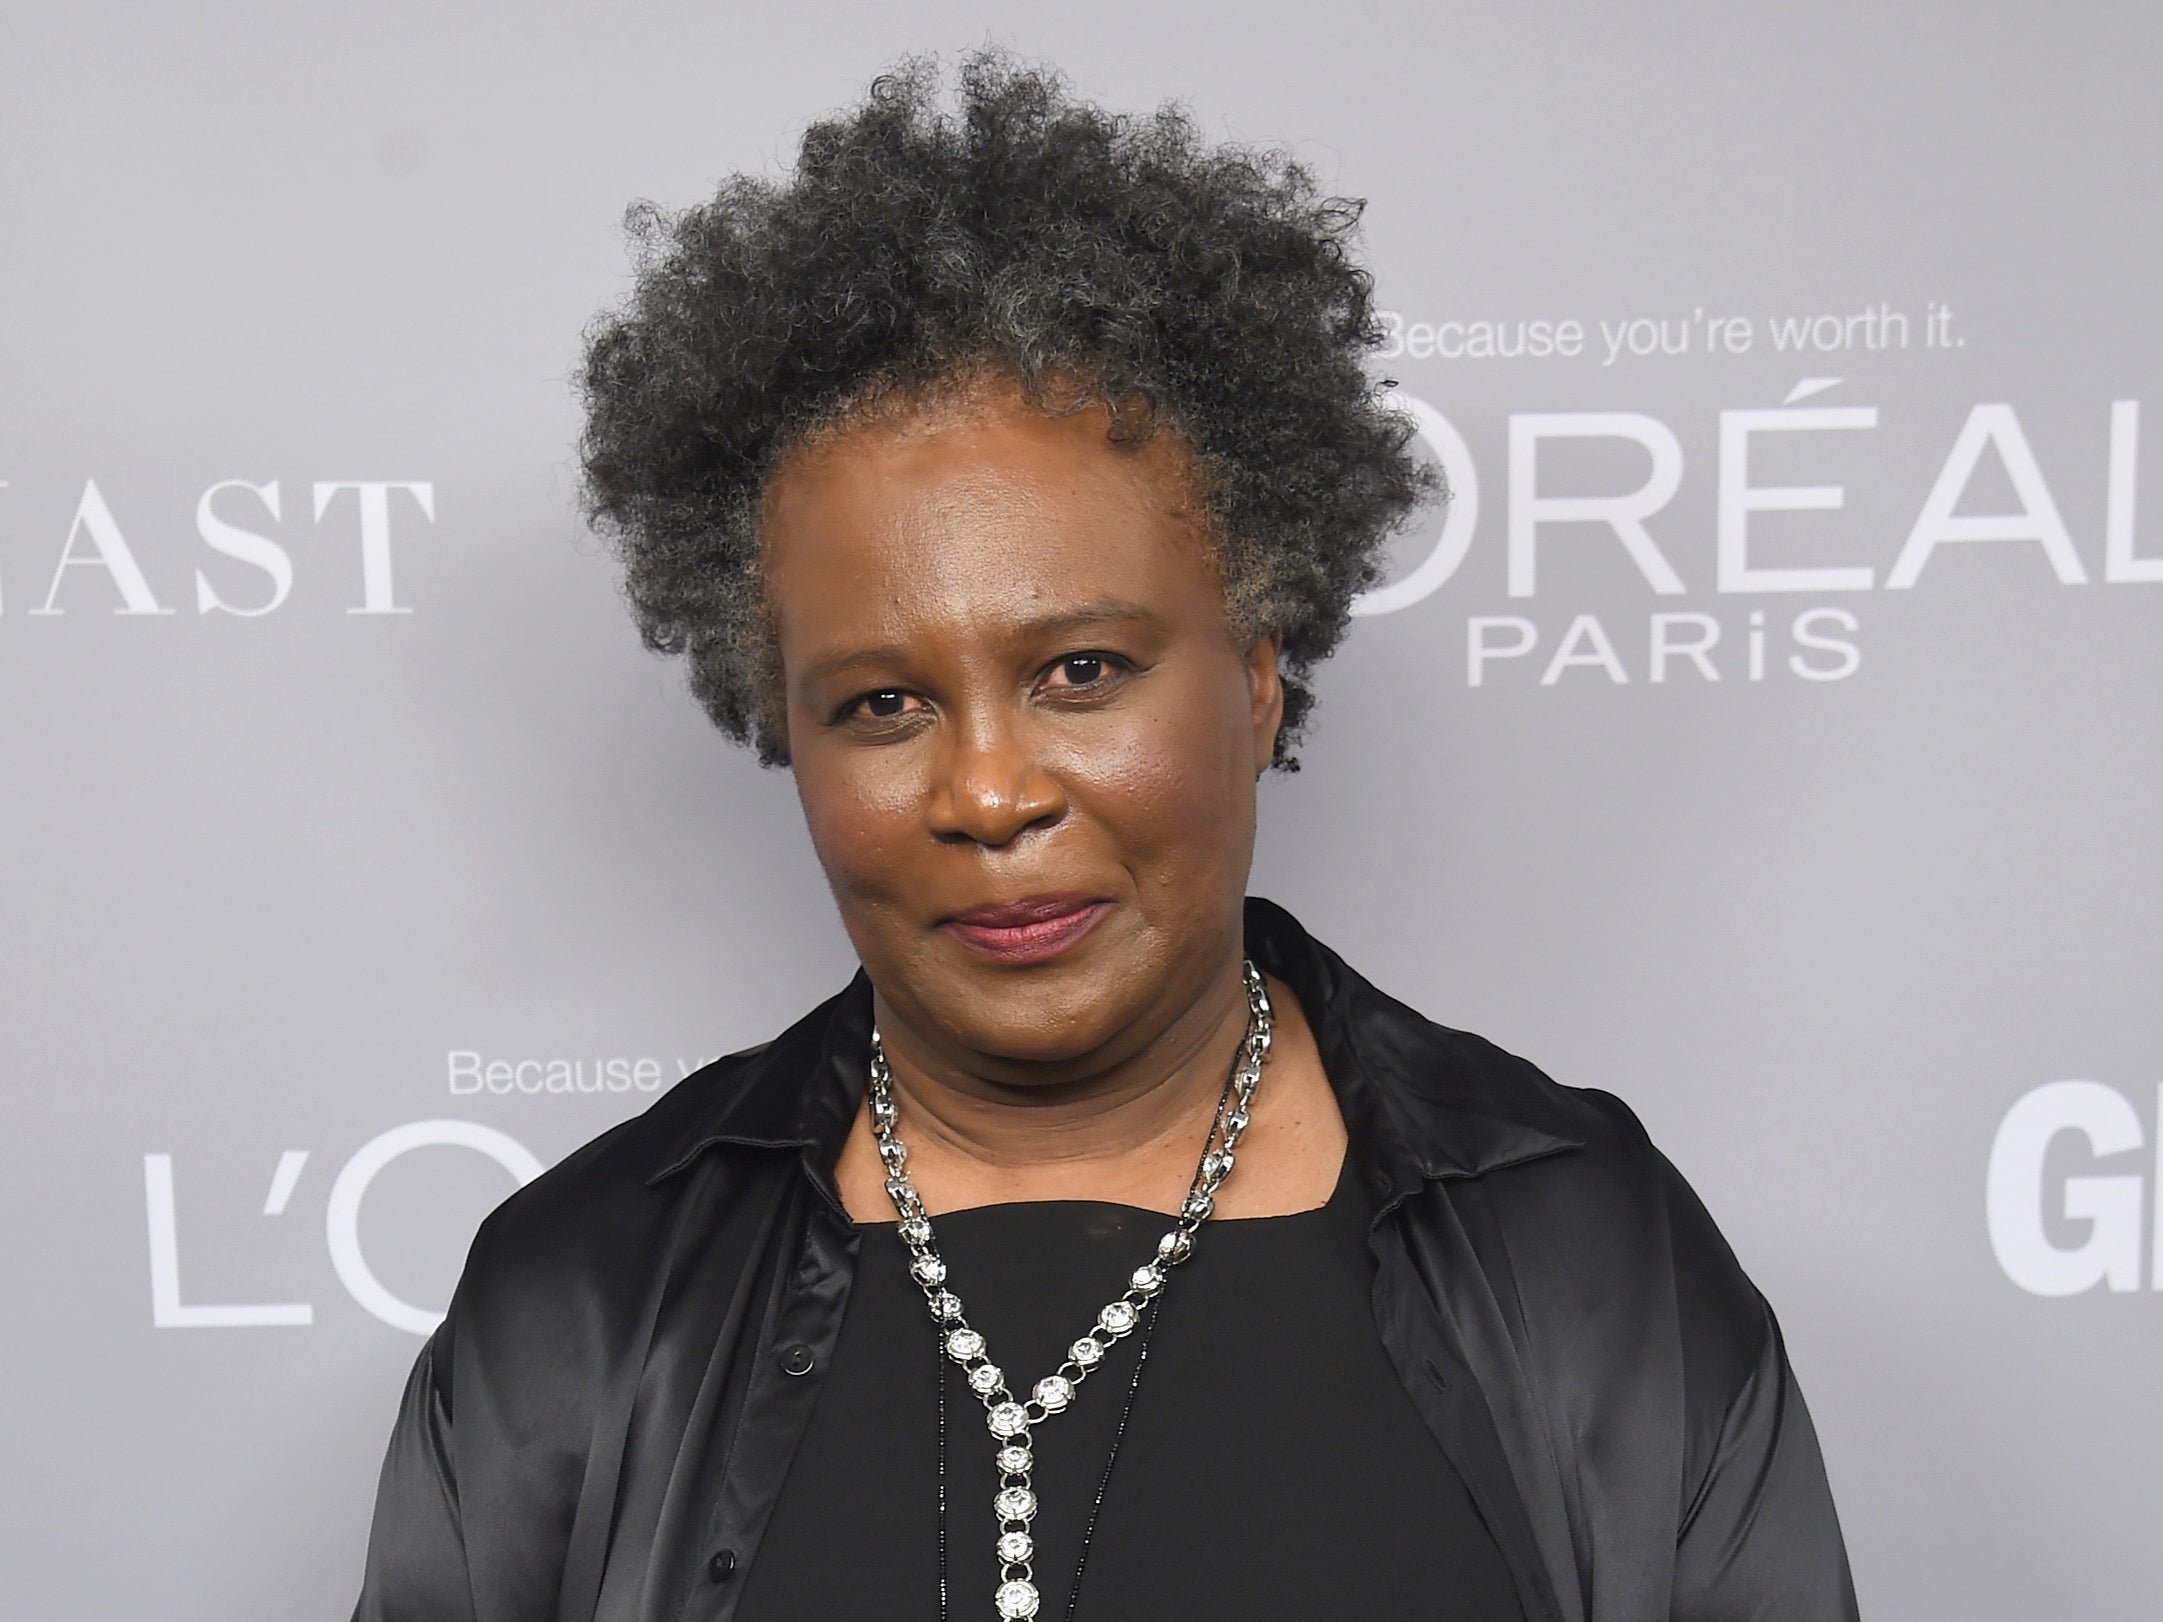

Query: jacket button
left=778, top=1343, right=815, bottom=1376
left=707, top=1549, right=737, bottom=1582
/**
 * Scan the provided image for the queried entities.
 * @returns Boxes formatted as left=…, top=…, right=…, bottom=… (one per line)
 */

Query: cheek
left=1055, top=678, right=1255, bottom=875
left=793, top=753, right=924, bottom=905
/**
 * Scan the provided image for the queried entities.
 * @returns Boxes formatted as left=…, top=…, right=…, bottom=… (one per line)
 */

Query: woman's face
left=763, top=375, right=1282, bottom=1077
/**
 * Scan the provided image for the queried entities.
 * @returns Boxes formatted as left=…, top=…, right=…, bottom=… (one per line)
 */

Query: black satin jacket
left=354, top=897, right=1859, bottom=1622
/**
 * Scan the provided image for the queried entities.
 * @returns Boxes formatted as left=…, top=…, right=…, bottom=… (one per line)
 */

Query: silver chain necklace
left=868, top=961, right=1274, bottom=1622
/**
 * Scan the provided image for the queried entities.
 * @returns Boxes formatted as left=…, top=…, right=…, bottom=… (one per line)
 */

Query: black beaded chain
left=1062, top=1290, right=1165, bottom=1621
left=937, top=1291, right=1168, bottom=1622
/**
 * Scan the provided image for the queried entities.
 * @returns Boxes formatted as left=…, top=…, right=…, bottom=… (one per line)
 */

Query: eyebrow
left=794, top=598, right=1169, bottom=691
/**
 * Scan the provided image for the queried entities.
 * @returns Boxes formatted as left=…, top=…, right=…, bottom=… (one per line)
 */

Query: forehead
left=760, top=385, right=1220, bottom=644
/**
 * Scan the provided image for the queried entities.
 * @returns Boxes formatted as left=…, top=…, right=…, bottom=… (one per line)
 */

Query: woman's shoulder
left=1395, top=1003, right=1756, bottom=1269
left=1402, top=1019, right=1774, bottom=1393
left=1319, top=947, right=1772, bottom=1379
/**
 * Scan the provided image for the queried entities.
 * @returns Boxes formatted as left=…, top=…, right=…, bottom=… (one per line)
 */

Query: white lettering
left=1507, top=413, right=1686, bottom=597
left=1539, top=613, right=1629, bottom=684
left=448, top=1051, right=671, bottom=1095
left=326, top=1120, right=544, bottom=1334
left=1787, top=607, right=1862, bottom=681
left=1352, top=393, right=1480, bottom=616
left=34, top=479, right=173, bottom=616
left=1466, top=616, right=1538, bottom=686
left=195, top=480, right=292, bottom=616
left=1986, top=1081, right=2146, bottom=1296
left=447, top=1050, right=482, bottom=1094
left=262, top=1150, right=308, bottom=1216
left=1888, top=405, right=2087, bottom=588
left=142, top=1154, right=313, bottom=1328
left=2104, top=400, right=2161, bottom=583
left=313, top=481, right=436, bottom=615
left=1717, top=403, right=1878, bottom=592
left=1649, top=612, right=1721, bottom=683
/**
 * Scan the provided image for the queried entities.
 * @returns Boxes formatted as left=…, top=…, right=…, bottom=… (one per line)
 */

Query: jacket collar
left=645, top=896, right=1586, bottom=1213
left=1239, top=897, right=1588, bottom=1211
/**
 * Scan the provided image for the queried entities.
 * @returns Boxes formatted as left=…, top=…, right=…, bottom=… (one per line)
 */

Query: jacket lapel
left=1244, top=896, right=1587, bottom=1622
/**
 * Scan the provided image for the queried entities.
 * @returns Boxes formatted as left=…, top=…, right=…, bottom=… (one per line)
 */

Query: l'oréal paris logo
left=1358, top=387, right=2160, bottom=690
left=144, top=1120, right=543, bottom=1336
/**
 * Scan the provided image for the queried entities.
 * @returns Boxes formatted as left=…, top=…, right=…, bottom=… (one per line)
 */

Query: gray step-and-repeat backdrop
left=4, top=3, right=2156, bottom=1617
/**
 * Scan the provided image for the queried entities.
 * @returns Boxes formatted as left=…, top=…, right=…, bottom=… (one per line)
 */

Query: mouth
left=940, top=893, right=1113, bottom=965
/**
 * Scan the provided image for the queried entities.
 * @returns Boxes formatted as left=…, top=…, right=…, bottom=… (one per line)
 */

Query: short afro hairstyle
left=577, top=51, right=1432, bottom=768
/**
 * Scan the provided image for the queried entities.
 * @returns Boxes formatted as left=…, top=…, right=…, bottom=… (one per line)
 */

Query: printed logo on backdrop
left=144, top=1124, right=541, bottom=1335
left=1356, top=298, right=2160, bottom=687
left=1988, top=1081, right=2163, bottom=1296
left=143, top=1053, right=718, bottom=1335
left=0, top=480, right=435, bottom=616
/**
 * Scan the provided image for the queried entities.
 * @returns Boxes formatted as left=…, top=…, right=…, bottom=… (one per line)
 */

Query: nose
left=926, top=711, right=1066, bottom=847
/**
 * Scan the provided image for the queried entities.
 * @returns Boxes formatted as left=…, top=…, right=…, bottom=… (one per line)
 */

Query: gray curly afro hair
left=577, top=51, right=1431, bottom=768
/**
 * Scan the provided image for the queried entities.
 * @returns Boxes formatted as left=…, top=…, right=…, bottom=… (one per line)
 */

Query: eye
left=1040, top=652, right=1122, bottom=690
left=839, top=687, right=926, bottom=725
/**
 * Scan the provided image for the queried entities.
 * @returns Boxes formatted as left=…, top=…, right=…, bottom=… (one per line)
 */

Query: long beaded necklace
left=869, top=961, right=1274, bottom=1622
left=933, top=1286, right=1167, bottom=1621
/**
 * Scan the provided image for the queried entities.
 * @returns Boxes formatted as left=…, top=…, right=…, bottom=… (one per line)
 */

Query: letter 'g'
left=1986, top=1081, right=2151, bottom=1295
left=326, top=1120, right=546, bottom=1333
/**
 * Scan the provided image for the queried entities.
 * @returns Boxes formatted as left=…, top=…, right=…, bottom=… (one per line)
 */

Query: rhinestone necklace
left=868, top=961, right=1274, bottom=1622
left=933, top=1281, right=1166, bottom=1622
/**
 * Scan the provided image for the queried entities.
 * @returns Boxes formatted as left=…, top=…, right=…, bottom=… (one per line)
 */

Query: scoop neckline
left=852, top=1145, right=1354, bottom=1232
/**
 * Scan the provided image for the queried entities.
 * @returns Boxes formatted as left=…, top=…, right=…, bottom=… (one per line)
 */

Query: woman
left=354, top=55, right=1857, bottom=1622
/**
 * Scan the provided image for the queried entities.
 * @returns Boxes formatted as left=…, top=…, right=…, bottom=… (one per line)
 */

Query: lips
left=941, top=893, right=1111, bottom=964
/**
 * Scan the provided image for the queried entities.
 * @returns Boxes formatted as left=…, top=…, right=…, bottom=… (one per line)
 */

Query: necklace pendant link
left=1031, top=1375, right=1073, bottom=1412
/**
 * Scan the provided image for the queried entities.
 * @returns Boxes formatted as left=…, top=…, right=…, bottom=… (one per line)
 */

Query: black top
left=353, top=898, right=1859, bottom=1622
left=738, top=1154, right=1525, bottom=1621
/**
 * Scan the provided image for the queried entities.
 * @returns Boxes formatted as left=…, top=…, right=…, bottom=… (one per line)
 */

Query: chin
left=943, top=973, right=1132, bottom=1065
left=897, top=944, right=1142, bottom=1065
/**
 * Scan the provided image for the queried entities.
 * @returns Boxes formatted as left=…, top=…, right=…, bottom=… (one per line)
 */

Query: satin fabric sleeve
left=1670, top=1290, right=1859, bottom=1621
left=351, top=1329, right=477, bottom=1622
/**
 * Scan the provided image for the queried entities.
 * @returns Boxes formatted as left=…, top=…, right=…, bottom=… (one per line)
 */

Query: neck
left=864, top=958, right=1254, bottom=1212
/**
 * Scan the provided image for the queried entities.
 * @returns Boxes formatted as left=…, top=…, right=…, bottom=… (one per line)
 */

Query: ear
left=1243, top=632, right=1285, bottom=774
